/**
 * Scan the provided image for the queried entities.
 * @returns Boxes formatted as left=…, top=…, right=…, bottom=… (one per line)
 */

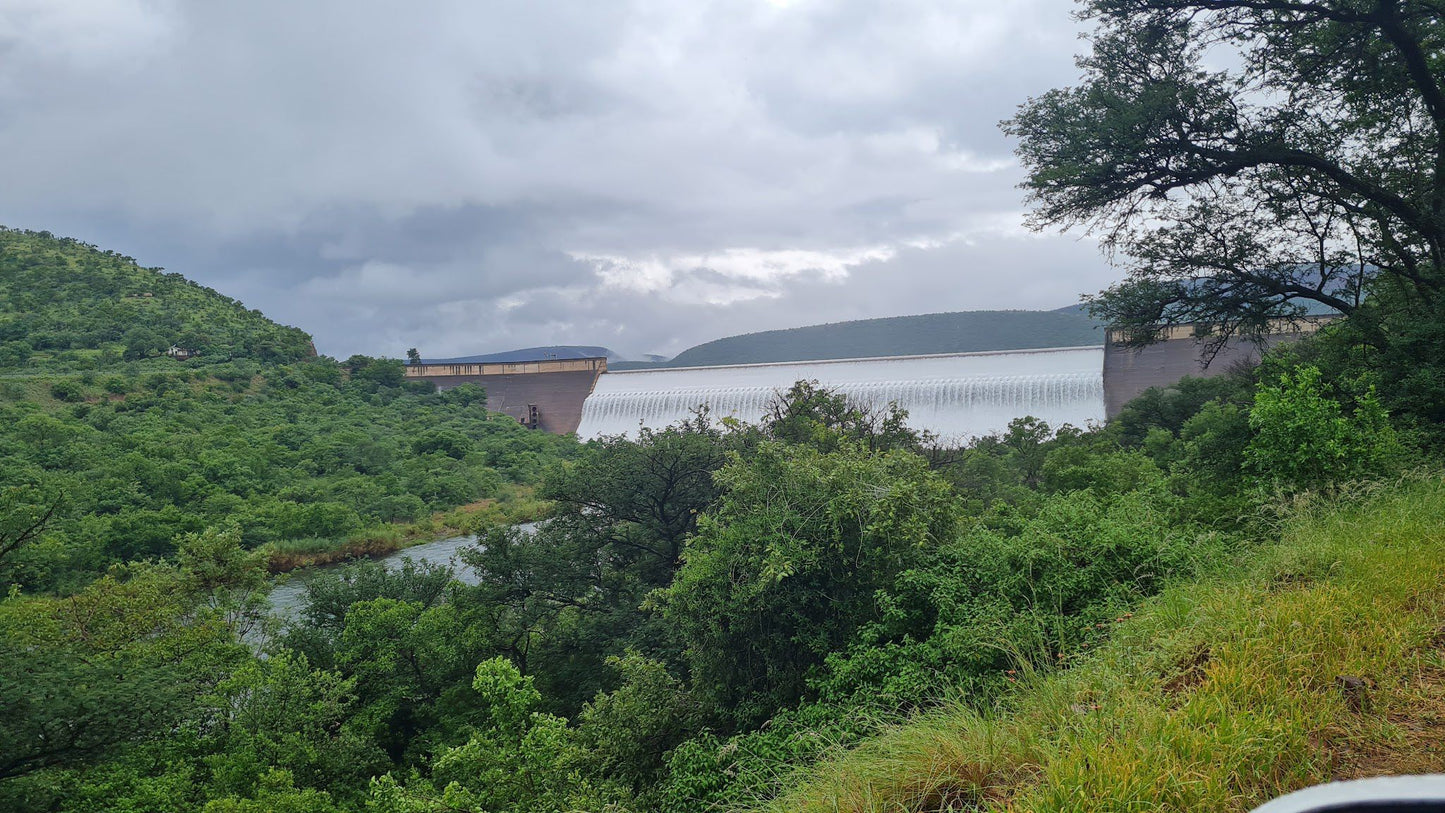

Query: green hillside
left=0, top=228, right=577, bottom=593
left=0, top=227, right=315, bottom=370
left=654, top=309, right=1103, bottom=368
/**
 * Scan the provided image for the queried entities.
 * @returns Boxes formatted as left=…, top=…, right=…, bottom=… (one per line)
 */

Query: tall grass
left=264, top=530, right=407, bottom=572
left=760, top=477, right=1445, bottom=812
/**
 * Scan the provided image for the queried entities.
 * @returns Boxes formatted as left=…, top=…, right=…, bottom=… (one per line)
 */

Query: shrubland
left=761, top=475, right=1445, bottom=812
left=0, top=360, right=572, bottom=592
left=0, top=229, right=574, bottom=593
left=0, top=227, right=314, bottom=368
left=8, top=304, right=1433, bottom=812
left=7, top=0, right=1445, bottom=801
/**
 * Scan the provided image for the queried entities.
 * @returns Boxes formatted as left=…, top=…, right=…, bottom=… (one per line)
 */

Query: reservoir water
left=577, top=346, right=1106, bottom=442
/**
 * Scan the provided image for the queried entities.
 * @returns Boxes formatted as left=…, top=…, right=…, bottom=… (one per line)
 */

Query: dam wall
left=576, top=347, right=1106, bottom=442
left=1101, top=317, right=1334, bottom=418
left=404, top=317, right=1332, bottom=439
left=405, top=357, right=606, bottom=434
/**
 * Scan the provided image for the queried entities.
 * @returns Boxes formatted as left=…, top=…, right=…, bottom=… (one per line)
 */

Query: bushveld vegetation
left=0, top=227, right=315, bottom=369
left=761, top=476, right=1445, bottom=812
left=2, top=279, right=1437, bottom=811
left=6, top=0, right=1445, bottom=809
left=0, top=230, right=574, bottom=594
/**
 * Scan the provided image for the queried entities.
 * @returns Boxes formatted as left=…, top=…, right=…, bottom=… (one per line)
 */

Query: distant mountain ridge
left=610, top=309, right=1104, bottom=369
left=420, top=345, right=618, bottom=365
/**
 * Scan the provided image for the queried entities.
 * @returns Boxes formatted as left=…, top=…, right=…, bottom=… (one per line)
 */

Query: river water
left=577, top=346, right=1106, bottom=442
left=266, top=531, right=489, bottom=619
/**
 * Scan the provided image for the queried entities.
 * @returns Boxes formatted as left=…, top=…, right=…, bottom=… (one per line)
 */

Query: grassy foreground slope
left=765, top=478, right=1445, bottom=813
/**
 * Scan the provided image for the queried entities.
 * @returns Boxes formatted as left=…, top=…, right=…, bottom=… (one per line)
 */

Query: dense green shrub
left=0, top=228, right=315, bottom=367
left=48, top=379, right=83, bottom=402
left=656, top=441, right=960, bottom=725
left=0, top=362, right=576, bottom=589
left=1246, top=365, right=1404, bottom=491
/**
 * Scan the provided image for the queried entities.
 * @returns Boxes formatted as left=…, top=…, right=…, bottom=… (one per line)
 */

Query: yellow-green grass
left=264, top=531, right=410, bottom=573
left=263, top=483, right=551, bottom=573
left=445, top=482, right=552, bottom=529
left=761, top=478, right=1445, bottom=813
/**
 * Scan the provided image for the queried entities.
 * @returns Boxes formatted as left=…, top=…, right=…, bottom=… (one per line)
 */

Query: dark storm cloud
left=0, top=0, right=1108, bottom=358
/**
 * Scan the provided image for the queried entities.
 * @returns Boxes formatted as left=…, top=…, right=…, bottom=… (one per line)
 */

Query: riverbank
left=262, top=483, right=550, bottom=573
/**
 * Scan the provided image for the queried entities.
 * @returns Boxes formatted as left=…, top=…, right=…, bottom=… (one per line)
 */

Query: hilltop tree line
left=0, top=228, right=315, bottom=369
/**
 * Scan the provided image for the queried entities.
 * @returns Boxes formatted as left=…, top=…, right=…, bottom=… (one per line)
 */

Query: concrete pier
left=405, top=357, right=606, bottom=434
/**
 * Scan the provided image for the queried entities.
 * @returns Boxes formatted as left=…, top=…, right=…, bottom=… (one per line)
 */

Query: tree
left=1005, top=0, right=1445, bottom=351
left=655, top=441, right=959, bottom=725
left=351, top=358, right=405, bottom=389
left=763, top=380, right=929, bottom=453
left=48, top=379, right=83, bottom=403
left=0, top=486, right=62, bottom=567
left=368, top=659, right=625, bottom=813
left=202, top=652, right=384, bottom=800
left=327, top=598, right=490, bottom=762
left=121, top=327, right=167, bottom=361
left=460, top=414, right=737, bottom=709
left=0, top=340, right=32, bottom=368
left=539, top=415, right=733, bottom=574
left=0, top=531, right=261, bottom=782
left=406, top=348, right=421, bottom=366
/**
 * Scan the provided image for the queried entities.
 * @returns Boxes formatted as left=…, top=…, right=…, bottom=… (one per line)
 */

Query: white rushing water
left=577, top=346, right=1106, bottom=442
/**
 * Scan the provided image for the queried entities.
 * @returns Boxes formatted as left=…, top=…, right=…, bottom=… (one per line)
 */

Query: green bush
left=656, top=441, right=960, bottom=724
left=48, top=380, right=83, bottom=402
left=0, top=340, right=33, bottom=368
left=1246, top=365, right=1404, bottom=491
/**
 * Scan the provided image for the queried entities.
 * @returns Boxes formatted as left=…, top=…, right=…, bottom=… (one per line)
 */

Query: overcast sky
left=0, top=0, right=1116, bottom=359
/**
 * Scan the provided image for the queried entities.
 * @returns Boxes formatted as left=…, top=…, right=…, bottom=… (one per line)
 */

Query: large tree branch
left=0, top=491, right=61, bottom=564
left=1370, top=0, right=1445, bottom=220
left=1109, top=0, right=1367, bottom=25
left=1162, top=141, right=1433, bottom=233
left=1112, top=0, right=1445, bottom=219
left=1371, top=1, right=1445, bottom=142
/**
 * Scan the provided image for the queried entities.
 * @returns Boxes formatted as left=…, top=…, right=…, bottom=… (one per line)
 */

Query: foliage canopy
left=1007, top=0, right=1445, bottom=347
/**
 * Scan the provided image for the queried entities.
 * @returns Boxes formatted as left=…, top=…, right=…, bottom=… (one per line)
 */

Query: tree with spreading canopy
left=1005, top=0, right=1445, bottom=352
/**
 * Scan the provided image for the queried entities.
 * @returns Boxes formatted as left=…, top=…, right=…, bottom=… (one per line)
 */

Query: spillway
left=576, top=346, right=1106, bottom=442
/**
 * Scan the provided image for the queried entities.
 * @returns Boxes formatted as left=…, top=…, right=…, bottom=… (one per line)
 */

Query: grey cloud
left=0, top=0, right=1111, bottom=359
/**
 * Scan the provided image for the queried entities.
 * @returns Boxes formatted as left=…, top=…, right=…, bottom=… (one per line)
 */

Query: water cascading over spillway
left=576, top=346, right=1106, bottom=442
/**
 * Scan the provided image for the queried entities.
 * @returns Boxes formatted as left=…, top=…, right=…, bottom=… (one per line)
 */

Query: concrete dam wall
left=405, top=358, right=606, bottom=434
left=406, top=319, right=1331, bottom=440
left=577, top=347, right=1106, bottom=442
left=1101, top=317, right=1333, bottom=418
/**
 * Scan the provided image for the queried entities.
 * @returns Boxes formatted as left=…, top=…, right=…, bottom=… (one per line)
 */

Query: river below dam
left=266, top=529, right=522, bottom=619
left=577, top=346, right=1106, bottom=441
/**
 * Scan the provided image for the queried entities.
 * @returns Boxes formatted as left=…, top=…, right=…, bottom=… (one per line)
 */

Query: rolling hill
left=0, top=226, right=315, bottom=370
